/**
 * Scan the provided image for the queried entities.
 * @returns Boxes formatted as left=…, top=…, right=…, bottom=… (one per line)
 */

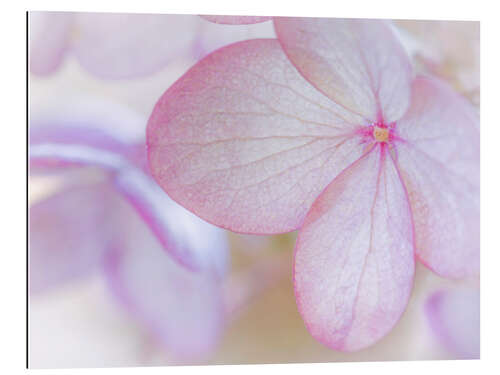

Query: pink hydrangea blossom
left=425, top=288, right=480, bottom=359
left=147, top=18, right=479, bottom=351
left=29, top=98, right=229, bottom=360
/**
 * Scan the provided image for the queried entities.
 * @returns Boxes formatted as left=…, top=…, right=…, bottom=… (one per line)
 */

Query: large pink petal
left=200, top=15, right=272, bottom=25
left=72, top=13, right=198, bottom=79
left=148, top=39, right=366, bottom=234
left=29, top=185, right=114, bottom=294
left=294, top=147, right=415, bottom=351
left=425, top=288, right=479, bottom=359
left=103, top=196, right=224, bottom=361
left=274, top=18, right=413, bottom=123
left=396, top=76, right=479, bottom=278
left=29, top=11, right=73, bottom=75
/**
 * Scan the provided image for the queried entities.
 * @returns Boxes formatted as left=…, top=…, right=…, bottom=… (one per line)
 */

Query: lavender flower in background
left=29, top=96, right=229, bottom=361
left=396, top=20, right=479, bottom=106
left=29, top=12, right=274, bottom=79
left=425, top=288, right=480, bottom=359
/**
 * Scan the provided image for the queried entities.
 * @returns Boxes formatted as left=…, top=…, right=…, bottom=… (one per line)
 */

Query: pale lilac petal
left=30, top=95, right=146, bottom=170
left=148, top=39, right=367, bottom=234
left=274, top=18, right=413, bottom=123
left=30, top=94, right=146, bottom=145
left=30, top=99, right=228, bottom=275
left=103, top=197, right=224, bottom=361
left=425, top=289, right=479, bottom=359
left=72, top=13, right=199, bottom=79
left=294, top=147, right=415, bottom=351
left=29, top=11, right=73, bottom=75
left=396, top=20, right=479, bottom=104
left=114, top=168, right=229, bottom=277
left=396, top=76, right=479, bottom=278
left=29, top=185, right=114, bottom=294
left=193, top=17, right=276, bottom=59
left=200, top=15, right=272, bottom=25
left=29, top=124, right=138, bottom=170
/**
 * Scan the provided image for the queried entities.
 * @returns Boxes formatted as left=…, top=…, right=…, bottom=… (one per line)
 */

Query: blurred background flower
left=425, top=286, right=480, bottom=359
left=28, top=12, right=480, bottom=368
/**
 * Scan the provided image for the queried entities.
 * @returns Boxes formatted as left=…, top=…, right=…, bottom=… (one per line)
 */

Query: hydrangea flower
left=29, top=12, right=274, bottom=79
left=147, top=18, right=479, bottom=351
left=425, top=288, right=480, bottom=359
left=29, top=97, right=229, bottom=361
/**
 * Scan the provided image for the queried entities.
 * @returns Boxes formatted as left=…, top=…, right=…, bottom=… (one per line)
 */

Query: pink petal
left=200, top=15, right=272, bottom=25
left=274, top=18, right=413, bottom=123
left=147, top=39, right=366, bottom=234
left=396, top=76, right=479, bottom=278
left=29, top=185, right=114, bottom=294
left=72, top=13, right=199, bottom=79
left=294, top=147, right=415, bottom=351
left=29, top=11, right=73, bottom=75
left=425, top=288, right=479, bottom=359
left=103, top=197, right=224, bottom=361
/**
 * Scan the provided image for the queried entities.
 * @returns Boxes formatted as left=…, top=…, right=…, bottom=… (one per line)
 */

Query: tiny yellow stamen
left=373, top=126, right=389, bottom=143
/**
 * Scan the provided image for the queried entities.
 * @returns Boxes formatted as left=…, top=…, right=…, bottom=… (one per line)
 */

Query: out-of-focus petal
left=103, top=196, right=224, bottom=361
left=29, top=124, right=137, bottom=170
left=274, top=18, right=413, bottom=123
left=30, top=95, right=146, bottom=170
left=29, top=11, right=73, bottom=75
left=148, top=39, right=366, bottom=234
left=396, top=76, right=479, bottom=278
left=425, top=288, right=480, bottom=359
left=193, top=17, right=276, bottom=59
left=114, top=168, right=229, bottom=277
left=396, top=20, right=479, bottom=105
left=200, top=15, right=272, bottom=24
left=294, top=147, right=415, bottom=351
left=30, top=98, right=228, bottom=275
left=29, top=185, right=114, bottom=294
left=71, top=13, right=199, bottom=79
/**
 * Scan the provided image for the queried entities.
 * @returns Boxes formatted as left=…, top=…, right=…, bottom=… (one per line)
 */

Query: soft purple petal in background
left=29, top=185, right=114, bottom=294
left=29, top=12, right=73, bottom=75
left=72, top=13, right=199, bottom=79
left=425, top=288, right=479, bottom=359
left=30, top=97, right=229, bottom=275
left=103, top=195, right=225, bottom=361
left=200, top=15, right=272, bottom=25
left=30, top=12, right=199, bottom=79
left=193, top=17, right=275, bottom=59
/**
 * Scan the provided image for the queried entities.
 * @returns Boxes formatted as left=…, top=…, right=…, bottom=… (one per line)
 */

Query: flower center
left=373, top=125, right=389, bottom=143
